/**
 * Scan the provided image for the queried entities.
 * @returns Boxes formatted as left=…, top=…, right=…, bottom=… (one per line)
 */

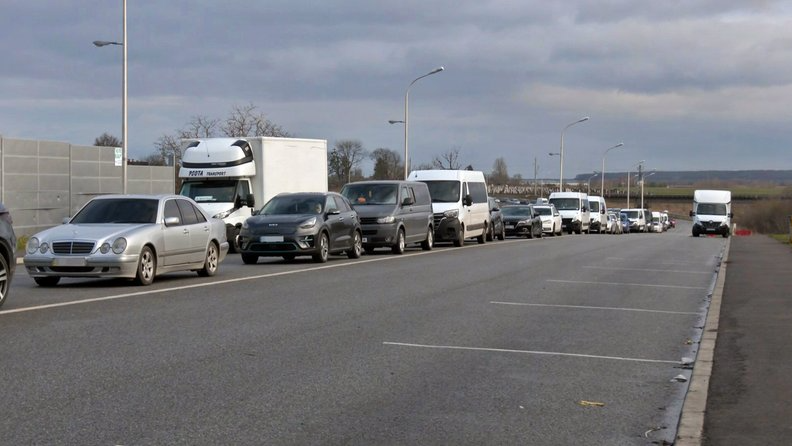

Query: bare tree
left=490, top=157, right=509, bottom=184
left=221, top=103, right=290, bottom=137
left=432, top=148, right=463, bottom=170
left=329, top=139, right=368, bottom=185
left=153, top=134, right=182, bottom=166
left=94, top=132, right=121, bottom=147
left=370, top=148, right=403, bottom=180
left=180, top=115, right=219, bottom=139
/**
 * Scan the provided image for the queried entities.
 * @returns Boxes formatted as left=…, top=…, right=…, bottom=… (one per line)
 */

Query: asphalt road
left=0, top=222, right=725, bottom=445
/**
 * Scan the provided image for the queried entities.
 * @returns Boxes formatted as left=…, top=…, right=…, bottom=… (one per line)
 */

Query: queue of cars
left=2, top=169, right=675, bottom=305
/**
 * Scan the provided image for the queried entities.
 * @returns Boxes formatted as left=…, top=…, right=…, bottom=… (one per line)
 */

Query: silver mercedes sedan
left=23, top=194, right=229, bottom=286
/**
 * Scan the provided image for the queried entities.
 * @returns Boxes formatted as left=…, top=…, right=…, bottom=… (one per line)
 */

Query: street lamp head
left=578, top=116, right=590, bottom=123
left=549, top=152, right=560, bottom=156
left=430, top=66, right=445, bottom=74
left=93, top=40, right=122, bottom=47
left=615, top=142, right=624, bottom=148
left=388, top=120, right=404, bottom=124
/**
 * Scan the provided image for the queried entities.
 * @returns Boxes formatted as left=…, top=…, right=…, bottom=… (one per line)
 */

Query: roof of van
left=694, top=189, right=731, bottom=203
left=407, top=169, right=486, bottom=182
left=548, top=192, right=589, bottom=198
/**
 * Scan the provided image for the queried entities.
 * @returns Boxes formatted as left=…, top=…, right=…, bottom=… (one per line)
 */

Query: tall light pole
left=601, top=142, right=624, bottom=197
left=93, top=0, right=127, bottom=194
left=559, top=116, right=589, bottom=192
left=640, top=170, right=656, bottom=210
left=403, top=67, right=444, bottom=179
left=548, top=152, right=560, bottom=192
left=626, top=160, right=644, bottom=208
left=587, top=171, right=600, bottom=195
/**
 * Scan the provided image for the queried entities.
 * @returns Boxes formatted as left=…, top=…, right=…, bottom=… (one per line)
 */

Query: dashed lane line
left=490, top=301, right=699, bottom=315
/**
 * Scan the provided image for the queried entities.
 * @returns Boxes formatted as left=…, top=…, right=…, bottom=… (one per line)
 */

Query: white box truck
left=690, top=189, right=732, bottom=237
left=178, top=137, right=328, bottom=250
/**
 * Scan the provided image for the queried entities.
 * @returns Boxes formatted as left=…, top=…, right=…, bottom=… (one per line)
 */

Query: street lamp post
left=626, top=160, right=644, bottom=209
left=601, top=142, right=624, bottom=197
left=559, top=116, right=589, bottom=192
left=587, top=172, right=600, bottom=195
left=402, top=67, right=444, bottom=179
left=548, top=152, right=560, bottom=192
left=641, top=170, right=656, bottom=210
left=93, top=0, right=127, bottom=194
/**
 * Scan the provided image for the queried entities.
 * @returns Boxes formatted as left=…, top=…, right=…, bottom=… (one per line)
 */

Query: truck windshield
left=698, top=203, right=728, bottom=215
left=340, top=184, right=398, bottom=205
left=549, top=198, right=580, bottom=210
left=422, top=181, right=460, bottom=203
left=180, top=180, right=238, bottom=203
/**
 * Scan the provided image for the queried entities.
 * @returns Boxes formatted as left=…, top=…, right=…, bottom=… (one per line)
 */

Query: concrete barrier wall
left=0, top=136, right=175, bottom=237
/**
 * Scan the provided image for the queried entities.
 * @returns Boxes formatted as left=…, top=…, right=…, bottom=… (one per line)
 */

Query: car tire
left=477, top=224, right=487, bottom=244
left=348, top=231, right=363, bottom=259
left=453, top=226, right=465, bottom=247
left=537, top=226, right=543, bottom=238
left=0, top=253, right=9, bottom=306
left=313, top=232, right=330, bottom=263
left=526, top=228, right=533, bottom=239
left=486, top=223, right=494, bottom=242
left=498, top=224, right=505, bottom=241
left=134, top=246, right=156, bottom=286
left=421, top=227, right=434, bottom=250
left=392, top=229, right=406, bottom=255
left=241, top=253, right=259, bottom=264
left=197, top=242, right=219, bottom=277
left=228, top=226, right=240, bottom=253
left=34, top=276, right=61, bottom=287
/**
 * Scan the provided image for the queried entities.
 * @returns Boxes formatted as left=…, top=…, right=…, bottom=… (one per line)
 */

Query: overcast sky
left=2, top=1, right=792, bottom=178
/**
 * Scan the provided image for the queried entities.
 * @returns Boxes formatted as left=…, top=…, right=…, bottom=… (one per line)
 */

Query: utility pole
left=533, top=157, right=538, bottom=197
left=638, top=163, right=644, bottom=210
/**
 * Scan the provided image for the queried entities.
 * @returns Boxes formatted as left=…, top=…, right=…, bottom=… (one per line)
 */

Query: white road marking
left=583, top=265, right=711, bottom=274
left=6, top=236, right=537, bottom=315
left=383, top=342, right=679, bottom=364
left=547, top=279, right=707, bottom=290
left=490, top=301, right=699, bottom=315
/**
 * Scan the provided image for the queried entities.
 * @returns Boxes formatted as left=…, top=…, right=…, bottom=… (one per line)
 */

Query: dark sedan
left=238, top=192, right=363, bottom=264
left=502, top=205, right=543, bottom=239
left=0, top=203, right=16, bottom=307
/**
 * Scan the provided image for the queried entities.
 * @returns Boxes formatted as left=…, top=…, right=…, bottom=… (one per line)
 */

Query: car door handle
left=183, top=229, right=189, bottom=234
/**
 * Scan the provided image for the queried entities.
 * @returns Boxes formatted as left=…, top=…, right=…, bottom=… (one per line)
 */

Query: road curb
left=675, top=237, right=730, bottom=445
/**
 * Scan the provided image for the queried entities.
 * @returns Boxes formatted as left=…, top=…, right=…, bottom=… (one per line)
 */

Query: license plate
left=506, top=224, right=515, bottom=229
left=53, top=257, right=86, bottom=267
left=260, top=235, right=284, bottom=243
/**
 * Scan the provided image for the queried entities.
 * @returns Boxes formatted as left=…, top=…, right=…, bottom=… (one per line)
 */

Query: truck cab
left=690, top=189, right=732, bottom=237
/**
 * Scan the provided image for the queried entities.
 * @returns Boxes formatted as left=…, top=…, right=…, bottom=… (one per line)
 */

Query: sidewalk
left=702, top=235, right=792, bottom=444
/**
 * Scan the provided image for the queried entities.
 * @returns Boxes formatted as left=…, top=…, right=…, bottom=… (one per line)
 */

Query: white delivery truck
left=179, top=137, right=328, bottom=250
left=548, top=191, right=591, bottom=234
left=690, top=189, right=732, bottom=238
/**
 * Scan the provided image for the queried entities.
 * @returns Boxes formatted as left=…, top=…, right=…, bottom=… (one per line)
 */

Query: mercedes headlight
left=112, top=237, right=127, bottom=254
left=27, top=237, right=40, bottom=254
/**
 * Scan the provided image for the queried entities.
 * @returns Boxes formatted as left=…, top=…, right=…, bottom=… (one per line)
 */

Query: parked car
left=0, top=203, right=17, bottom=307
left=620, top=212, right=631, bottom=234
left=650, top=211, right=664, bottom=233
left=340, top=180, right=434, bottom=254
left=501, top=205, right=543, bottom=239
left=488, top=197, right=506, bottom=241
left=238, top=192, right=362, bottom=263
left=533, top=204, right=563, bottom=236
left=24, top=195, right=228, bottom=287
left=620, top=208, right=647, bottom=233
left=606, top=212, right=622, bottom=234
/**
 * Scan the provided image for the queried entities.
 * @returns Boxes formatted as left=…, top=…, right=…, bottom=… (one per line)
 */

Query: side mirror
left=234, top=195, right=243, bottom=209
left=246, top=194, right=255, bottom=208
left=402, top=196, right=415, bottom=206
left=327, top=209, right=341, bottom=215
left=464, top=195, right=473, bottom=206
left=582, top=207, right=588, bottom=212
left=729, top=212, right=734, bottom=218
left=601, top=209, right=605, bottom=214
left=164, top=216, right=180, bottom=226
left=689, top=210, right=695, bottom=217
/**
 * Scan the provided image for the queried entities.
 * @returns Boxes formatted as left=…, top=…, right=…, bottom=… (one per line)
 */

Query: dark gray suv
left=0, top=203, right=17, bottom=308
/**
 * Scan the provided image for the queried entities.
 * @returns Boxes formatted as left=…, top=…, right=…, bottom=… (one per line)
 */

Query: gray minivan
left=340, top=180, right=434, bottom=254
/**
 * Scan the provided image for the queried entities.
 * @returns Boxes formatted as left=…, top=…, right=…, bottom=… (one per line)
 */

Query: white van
left=690, top=190, right=732, bottom=237
left=548, top=191, right=590, bottom=234
left=588, top=195, right=607, bottom=233
left=407, top=170, right=490, bottom=246
left=620, top=208, right=647, bottom=233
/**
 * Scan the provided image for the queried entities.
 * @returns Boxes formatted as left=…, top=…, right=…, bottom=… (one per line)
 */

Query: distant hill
left=573, top=170, right=792, bottom=185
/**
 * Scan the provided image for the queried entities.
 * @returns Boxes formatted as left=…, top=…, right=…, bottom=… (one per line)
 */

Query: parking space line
left=490, top=301, right=699, bottom=315
left=547, top=279, right=707, bottom=290
left=383, top=342, right=679, bottom=364
left=583, top=266, right=712, bottom=274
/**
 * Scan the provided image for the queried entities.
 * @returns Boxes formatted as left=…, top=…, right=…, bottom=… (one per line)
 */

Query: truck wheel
left=241, top=253, right=259, bottom=264
left=486, top=224, right=494, bottom=242
left=134, top=246, right=156, bottom=286
left=392, top=229, right=406, bottom=255
left=477, top=226, right=486, bottom=244
left=313, top=232, right=330, bottom=263
left=197, top=242, right=219, bottom=277
left=34, top=276, right=61, bottom=287
left=348, top=231, right=363, bottom=259
left=421, top=227, right=434, bottom=251
left=453, top=226, right=465, bottom=247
